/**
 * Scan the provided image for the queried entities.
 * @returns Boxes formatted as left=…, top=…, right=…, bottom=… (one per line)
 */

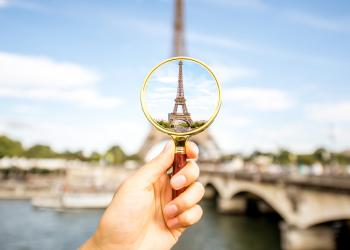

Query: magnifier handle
left=172, top=152, right=187, bottom=198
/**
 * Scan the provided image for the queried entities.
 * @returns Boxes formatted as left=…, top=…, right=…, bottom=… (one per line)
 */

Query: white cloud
left=307, top=101, right=350, bottom=123
left=188, top=32, right=249, bottom=50
left=0, top=0, right=9, bottom=7
left=210, top=64, right=258, bottom=82
left=0, top=52, right=121, bottom=109
left=198, top=0, right=268, bottom=11
left=153, top=76, right=178, bottom=84
left=0, top=116, right=148, bottom=154
left=211, top=119, right=339, bottom=154
left=11, top=104, right=41, bottom=114
left=287, top=11, right=350, bottom=32
left=226, top=116, right=252, bottom=127
left=216, top=114, right=252, bottom=129
left=224, top=87, right=295, bottom=111
left=0, top=0, right=44, bottom=11
left=0, top=52, right=99, bottom=88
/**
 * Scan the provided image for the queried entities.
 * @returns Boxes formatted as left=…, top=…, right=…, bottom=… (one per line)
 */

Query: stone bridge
left=199, top=169, right=350, bottom=250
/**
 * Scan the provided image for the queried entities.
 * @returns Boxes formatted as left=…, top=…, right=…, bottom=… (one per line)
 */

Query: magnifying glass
left=141, top=56, right=221, bottom=198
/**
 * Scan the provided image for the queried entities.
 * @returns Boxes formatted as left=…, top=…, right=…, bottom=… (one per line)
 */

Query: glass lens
left=143, top=58, right=220, bottom=135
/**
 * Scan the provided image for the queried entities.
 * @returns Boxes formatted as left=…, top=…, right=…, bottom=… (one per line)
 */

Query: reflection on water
left=0, top=200, right=280, bottom=250
left=175, top=200, right=280, bottom=250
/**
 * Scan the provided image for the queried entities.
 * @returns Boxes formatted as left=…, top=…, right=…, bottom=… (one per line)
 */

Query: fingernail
left=171, top=175, right=186, bottom=189
left=188, top=141, right=199, bottom=156
left=167, top=217, right=179, bottom=228
left=164, top=204, right=178, bottom=218
left=193, top=144, right=199, bottom=155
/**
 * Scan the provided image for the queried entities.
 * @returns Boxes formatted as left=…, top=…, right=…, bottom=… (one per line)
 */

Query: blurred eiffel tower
left=138, top=0, right=221, bottom=162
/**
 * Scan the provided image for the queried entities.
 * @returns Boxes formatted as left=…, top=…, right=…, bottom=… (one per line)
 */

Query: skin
left=80, top=141, right=204, bottom=250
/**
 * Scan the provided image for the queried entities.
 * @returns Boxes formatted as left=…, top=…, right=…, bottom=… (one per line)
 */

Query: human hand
left=80, top=141, right=204, bottom=250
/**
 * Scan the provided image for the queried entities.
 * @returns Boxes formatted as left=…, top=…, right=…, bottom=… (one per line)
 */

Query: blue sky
left=0, top=0, right=349, bottom=155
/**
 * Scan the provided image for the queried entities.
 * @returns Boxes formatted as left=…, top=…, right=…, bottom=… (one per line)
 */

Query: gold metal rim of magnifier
left=140, top=56, right=222, bottom=138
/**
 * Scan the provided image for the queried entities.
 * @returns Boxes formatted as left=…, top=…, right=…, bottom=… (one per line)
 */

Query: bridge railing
left=200, top=166, right=350, bottom=192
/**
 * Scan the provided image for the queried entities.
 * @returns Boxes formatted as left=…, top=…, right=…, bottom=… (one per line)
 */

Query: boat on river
left=31, top=192, right=114, bottom=209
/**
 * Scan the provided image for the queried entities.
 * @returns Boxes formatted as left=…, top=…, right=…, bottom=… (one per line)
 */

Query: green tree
left=59, top=150, right=87, bottom=161
left=0, top=136, right=24, bottom=158
left=24, top=145, right=56, bottom=158
left=191, top=121, right=206, bottom=128
left=335, top=153, right=350, bottom=166
left=105, top=145, right=127, bottom=165
left=313, top=148, right=331, bottom=164
left=89, top=151, right=101, bottom=162
left=274, top=148, right=293, bottom=165
left=127, top=153, right=141, bottom=162
left=296, top=154, right=314, bottom=166
left=157, top=120, right=171, bottom=128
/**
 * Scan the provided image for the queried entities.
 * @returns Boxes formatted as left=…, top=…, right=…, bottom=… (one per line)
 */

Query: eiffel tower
left=168, top=60, right=193, bottom=126
left=138, top=0, right=221, bottom=161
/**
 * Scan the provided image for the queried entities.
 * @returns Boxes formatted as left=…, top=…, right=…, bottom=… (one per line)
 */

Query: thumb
left=132, top=141, right=174, bottom=186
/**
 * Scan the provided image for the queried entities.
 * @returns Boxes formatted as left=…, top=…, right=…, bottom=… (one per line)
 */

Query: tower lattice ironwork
left=172, top=0, right=186, bottom=56
left=168, top=60, right=193, bottom=126
left=138, top=0, right=221, bottom=162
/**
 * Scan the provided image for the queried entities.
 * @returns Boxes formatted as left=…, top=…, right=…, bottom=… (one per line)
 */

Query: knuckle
left=180, top=196, right=193, bottom=209
left=177, top=182, right=205, bottom=209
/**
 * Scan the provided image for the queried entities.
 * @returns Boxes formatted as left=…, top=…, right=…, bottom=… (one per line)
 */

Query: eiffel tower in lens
left=138, top=0, right=221, bottom=161
left=168, top=60, right=193, bottom=126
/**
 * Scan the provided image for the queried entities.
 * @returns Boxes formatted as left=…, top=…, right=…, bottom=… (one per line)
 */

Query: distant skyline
left=0, top=0, right=349, bottom=155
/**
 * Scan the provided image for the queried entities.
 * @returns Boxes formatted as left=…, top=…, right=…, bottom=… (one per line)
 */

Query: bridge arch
left=199, top=175, right=296, bottom=225
left=199, top=177, right=228, bottom=199
left=203, top=182, right=220, bottom=199
left=230, top=189, right=287, bottom=221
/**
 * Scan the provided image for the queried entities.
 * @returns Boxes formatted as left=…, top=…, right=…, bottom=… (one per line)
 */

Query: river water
left=0, top=200, right=280, bottom=250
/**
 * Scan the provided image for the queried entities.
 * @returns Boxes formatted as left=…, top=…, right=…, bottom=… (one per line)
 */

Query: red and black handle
left=171, top=145, right=187, bottom=199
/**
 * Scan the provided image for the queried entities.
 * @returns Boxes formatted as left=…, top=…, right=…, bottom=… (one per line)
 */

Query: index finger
left=186, top=141, right=199, bottom=160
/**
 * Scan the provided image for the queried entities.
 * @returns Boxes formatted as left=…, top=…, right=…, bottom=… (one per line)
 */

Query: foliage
left=59, top=150, right=87, bottom=161
left=157, top=120, right=171, bottom=128
left=296, top=154, right=314, bottom=166
left=0, top=135, right=143, bottom=164
left=127, top=153, right=141, bottom=162
left=190, top=121, right=207, bottom=128
left=89, top=151, right=101, bottom=162
left=156, top=120, right=207, bottom=129
left=105, top=145, right=127, bottom=165
left=220, top=153, right=236, bottom=162
left=25, top=145, right=57, bottom=158
left=0, top=136, right=24, bottom=158
left=1, top=135, right=350, bottom=167
left=273, top=148, right=295, bottom=166
left=246, top=148, right=350, bottom=167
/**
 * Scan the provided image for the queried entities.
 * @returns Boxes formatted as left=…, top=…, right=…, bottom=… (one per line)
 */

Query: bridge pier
left=204, top=185, right=217, bottom=199
left=217, top=197, right=246, bottom=214
left=280, top=223, right=336, bottom=250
